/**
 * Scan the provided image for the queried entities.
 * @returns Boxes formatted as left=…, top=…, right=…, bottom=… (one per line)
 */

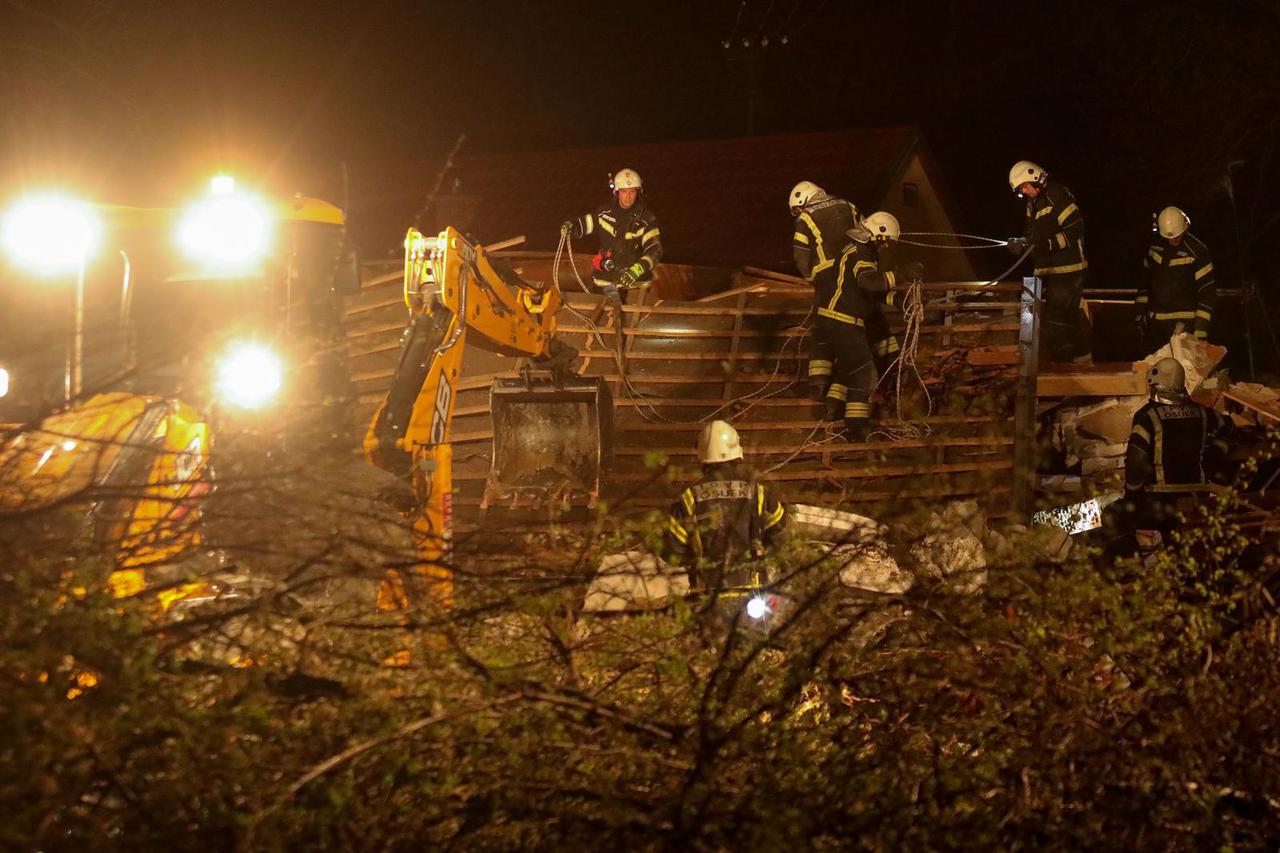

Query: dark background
left=3, top=0, right=1279, bottom=369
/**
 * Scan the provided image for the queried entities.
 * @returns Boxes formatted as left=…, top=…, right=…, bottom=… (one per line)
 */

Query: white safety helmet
left=789, top=180, right=823, bottom=212
left=863, top=211, right=900, bottom=243
left=1148, top=357, right=1187, bottom=399
left=698, top=419, right=743, bottom=464
left=1156, top=206, right=1190, bottom=239
left=1008, top=160, right=1047, bottom=192
left=612, top=168, right=642, bottom=192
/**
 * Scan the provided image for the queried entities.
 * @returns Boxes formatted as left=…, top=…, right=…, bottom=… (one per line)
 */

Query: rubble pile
left=1043, top=333, right=1251, bottom=498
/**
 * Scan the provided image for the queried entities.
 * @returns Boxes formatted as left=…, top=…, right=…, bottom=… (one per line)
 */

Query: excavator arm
left=364, top=227, right=610, bottom=603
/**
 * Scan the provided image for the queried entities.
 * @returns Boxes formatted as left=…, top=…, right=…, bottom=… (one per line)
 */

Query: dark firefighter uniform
left=792, top=193, right=860, bottom=286
left=1116, top=397, right=1233, bottom=539
left=1138, top=234, right=1215, bottom=346
left=664, top=461, right=787, bottom=589
left=1022, top=179, right=1090, bottom=361
left=1125, top=398, right=1232, bottom=495
left=793, top=194, right=860, bottom=393
left=809, top=240, right=900, bottom=434
left=569, top=199, right=663, bottom=296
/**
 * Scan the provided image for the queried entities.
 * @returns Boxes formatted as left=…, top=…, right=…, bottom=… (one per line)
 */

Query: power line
left=724, top=0, right=748, bottom=45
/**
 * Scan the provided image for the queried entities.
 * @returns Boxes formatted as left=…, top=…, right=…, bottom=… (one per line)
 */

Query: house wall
left=877, top=152, right=980, bottom=283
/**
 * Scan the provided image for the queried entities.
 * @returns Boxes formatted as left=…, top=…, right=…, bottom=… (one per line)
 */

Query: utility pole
left=722, top=33, right=784, bottom=137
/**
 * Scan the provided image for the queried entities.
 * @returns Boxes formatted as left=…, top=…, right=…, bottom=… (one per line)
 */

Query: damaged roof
left=351, top=126, right=933, bottom=270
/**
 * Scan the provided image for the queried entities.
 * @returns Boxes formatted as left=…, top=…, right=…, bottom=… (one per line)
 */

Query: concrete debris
left=1078, top=441, right=1127, bottom=460
left=1074, top=397, right=1146, bottom=444
left=911, top=532, right=988, bottom=593
left=789, top=503, right=883, bottom=543
left=1039, top=474, right=1083, bottom=492
left=1081, top=455, right=1125, bottom=476
left=1004, top=522, right=1074, bottom=564
left=1142, top=332, right=1226, bottom=395
left=1230, top=382, right=1279, bottom=406
left=907, top=500, right=989, bottom=593
left=581, top=551, right=688, bottom=613
left=825, top=542, right=913, bottom=594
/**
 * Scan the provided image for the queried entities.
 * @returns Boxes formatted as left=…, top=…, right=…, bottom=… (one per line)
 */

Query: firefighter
left=1137, top=206, right=1216, bottom=350
left=561, top=168, right=663, bottom=307
left=813, top=212, right=920, bottom=441
left=1108, top=357, right=1233, bottom=552
left=1005, top=161, right=1092, bottom=363
left=790, top=181, right=860, bottom=400
left=664, top=419, right=787, bottom=591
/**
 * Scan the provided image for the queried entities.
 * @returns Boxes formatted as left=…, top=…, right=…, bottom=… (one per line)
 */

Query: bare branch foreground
left=2, top=438, right=1279, bottom=851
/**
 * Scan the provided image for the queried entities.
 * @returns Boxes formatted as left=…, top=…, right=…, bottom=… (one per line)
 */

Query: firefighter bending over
left=1137, top=206, right=1216, bottom=350
left=664, top=420, right=786, bottom=590
left=790, top=182, right=859, bottom=394
left=1006, top=161, right=1092, bottom=363
left=561, top=168, right=663, bottom=308
left=1111, top=357, right=1233, bottom=549
left=814, top=211, right=919, bottom=441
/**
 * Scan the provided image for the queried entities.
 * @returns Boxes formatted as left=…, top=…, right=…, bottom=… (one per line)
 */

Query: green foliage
left=2, top=475, right=1279, bottom=850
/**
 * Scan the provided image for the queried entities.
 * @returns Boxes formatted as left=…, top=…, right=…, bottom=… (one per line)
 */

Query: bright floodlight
left=176, top=188, right=272, bottom=271
left=1, top=196, right=102, bottom=274
left=215, top=342, right=283, bottom=409
left=746, top=596, right=769, bottom=620
left=210, top=174, right=236, bottom=195
left=0, top=366, right=9, bottom=398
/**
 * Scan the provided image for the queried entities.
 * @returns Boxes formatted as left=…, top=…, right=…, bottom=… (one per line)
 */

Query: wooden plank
left=1037, top=363, right=1146, bottom=397
left=611, top=416, right=1013, bottom=432
left=1012, top=276, right=1042, bottom=518
left=1222, top=388, right=1280, bottom=424
left=451, top=459, right=1013, bottom=485
left=483, top=235, right=525, bottom=253
left=722, top=291, right=748, bottom=401
left=553, top=321, right=1020, bottom=339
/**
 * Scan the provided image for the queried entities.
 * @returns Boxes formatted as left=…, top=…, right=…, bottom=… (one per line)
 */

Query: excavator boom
left=364, top=227, right=610, bottom=601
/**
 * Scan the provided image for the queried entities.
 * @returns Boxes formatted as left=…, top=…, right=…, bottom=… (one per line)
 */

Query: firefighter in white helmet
left=805, top=211, right=923, bottom=441
left=561, top=168, right=663, bottom=307
left=1005, top=161, right=1092, bottom=363
left=664, top=419, right=786, bottom=589
left=1136, top=205, right=1216, bottom=349
left=1105, top=356, right=1233, bottom=555
left=789, top=181, right=861, bottom=405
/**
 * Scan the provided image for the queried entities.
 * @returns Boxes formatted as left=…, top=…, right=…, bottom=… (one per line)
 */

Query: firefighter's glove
left=601, top=283, right=622, bottom=308
left=1005, top=236, right=1030, bottom=255
left=560, top=220, right=578, bottom=238
left=618, top=262, right=647, bottom=288
left=896, top=261, right=924, bottom=282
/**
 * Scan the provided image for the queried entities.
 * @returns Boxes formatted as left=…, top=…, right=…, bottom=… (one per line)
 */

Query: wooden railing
left=346, top=256, right=1039, bottom=520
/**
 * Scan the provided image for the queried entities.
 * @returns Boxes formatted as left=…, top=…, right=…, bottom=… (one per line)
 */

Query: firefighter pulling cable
left=809, top=211, right=919, bottom=441
left=561, top=168, right=663, bottom=309
left=1005, top=161, right=1093, bottom=363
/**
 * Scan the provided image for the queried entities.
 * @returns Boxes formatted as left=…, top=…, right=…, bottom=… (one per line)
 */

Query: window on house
left=902, top=182, right=919, bottom=208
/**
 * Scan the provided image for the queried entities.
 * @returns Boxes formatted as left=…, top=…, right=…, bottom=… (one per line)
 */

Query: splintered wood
left=347, top=259, right=1028, bottom=520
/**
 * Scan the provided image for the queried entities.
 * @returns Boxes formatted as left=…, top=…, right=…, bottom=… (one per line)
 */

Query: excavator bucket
left=485, top=376, right=613, bottom=509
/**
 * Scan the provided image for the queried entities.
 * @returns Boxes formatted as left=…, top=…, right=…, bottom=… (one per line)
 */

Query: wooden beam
left=1036, top=363, right=1146, bottom=397
left=483, top=235, right=526, bottom=253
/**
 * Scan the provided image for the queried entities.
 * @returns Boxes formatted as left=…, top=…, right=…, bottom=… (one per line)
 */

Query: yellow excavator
left=0, top=183, right=363, bottom=607
left=1, top=189, right=611, bottom=613
left=364, top=226, right=612, bottom=605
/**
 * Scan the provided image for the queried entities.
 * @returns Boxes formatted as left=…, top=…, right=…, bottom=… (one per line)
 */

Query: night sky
left=3, top=1, right=1280, bottom=305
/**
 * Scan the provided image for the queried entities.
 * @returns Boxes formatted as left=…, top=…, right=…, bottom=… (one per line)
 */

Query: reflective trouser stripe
left=816, top=308, right=864, bottom=325
left=845, top=402, right=871, bottom=418
left=807, top=359, right=833, bottom=377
